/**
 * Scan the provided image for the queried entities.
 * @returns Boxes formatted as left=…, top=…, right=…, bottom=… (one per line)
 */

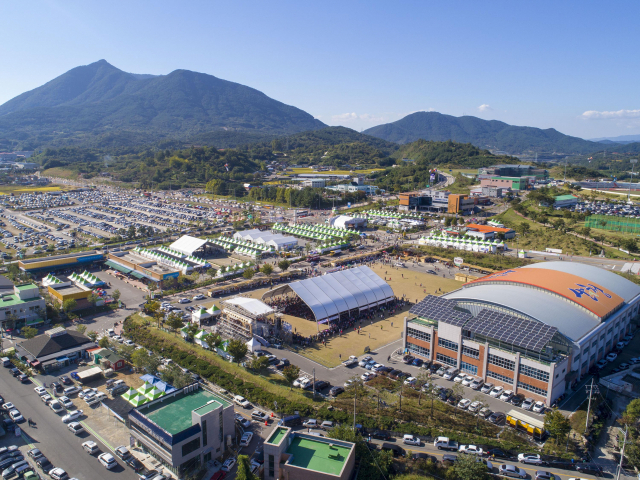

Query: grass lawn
left=289, top=167, right=384, bottom=175
left=449, top=169, right=478, bottom=175
left=41, top=167, right=79, bottom=179
left=0, top=185, right=68, bottom=195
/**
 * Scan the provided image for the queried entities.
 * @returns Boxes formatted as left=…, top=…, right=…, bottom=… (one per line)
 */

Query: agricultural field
left=289, top=167, right=385, bottom=175
left=0, top=185, right=68, bottom=195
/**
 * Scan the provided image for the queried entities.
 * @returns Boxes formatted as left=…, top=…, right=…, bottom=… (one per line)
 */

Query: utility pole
left=312, top=367, right=315, bottom=399
left=616, top=426, right=628, bottom=480
left=585, top=378, right=598, bottom=432
left=629, top=159, right=638, bottom=201
left=353, top=382, right=357, bottom=431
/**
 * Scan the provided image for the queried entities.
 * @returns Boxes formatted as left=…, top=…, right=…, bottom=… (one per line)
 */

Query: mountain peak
left=0, top=61, right=325, bottom=146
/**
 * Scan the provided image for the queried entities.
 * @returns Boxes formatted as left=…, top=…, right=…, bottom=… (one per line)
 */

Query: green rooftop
left=555, top=195, right=577, bottom=201
left=268, top=427, right=287, bottom=445
left=140, top=388, right=230, bottom=435
left=0, top=294, right=32, bottom=307
left=16, top=284, right=38, bottom=291
left=286, top=436, right=351, bottom=475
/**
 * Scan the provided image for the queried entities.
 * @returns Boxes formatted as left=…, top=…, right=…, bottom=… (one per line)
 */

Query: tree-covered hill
left=0, top=60, right=325, bottom=149
left=364, top=111, right=602, bottom=155
left=372, top=139, right=520, bottom=192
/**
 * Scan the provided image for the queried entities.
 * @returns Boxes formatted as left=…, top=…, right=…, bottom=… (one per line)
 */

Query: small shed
left=91, top=348, right=126, bottom=371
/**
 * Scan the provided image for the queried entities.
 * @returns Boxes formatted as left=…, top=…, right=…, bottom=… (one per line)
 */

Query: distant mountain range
left=590, top=134, right=640, bottom=144
left=0, top=60, right=324, bottom=148
left=363, top=111, right=606, bottom=155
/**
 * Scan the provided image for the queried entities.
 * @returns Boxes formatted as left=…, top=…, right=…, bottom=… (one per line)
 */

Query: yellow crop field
left=289, top=167, right=384, bottom=175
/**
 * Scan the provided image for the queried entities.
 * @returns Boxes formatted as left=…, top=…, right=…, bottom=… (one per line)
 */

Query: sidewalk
left=130, top=450, right=178, bottom=480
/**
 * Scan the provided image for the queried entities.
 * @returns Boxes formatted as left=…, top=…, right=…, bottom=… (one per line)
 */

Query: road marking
left=81, top=421, right=115, bottom=453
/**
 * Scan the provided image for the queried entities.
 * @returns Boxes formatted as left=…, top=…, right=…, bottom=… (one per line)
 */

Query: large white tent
left=262, top=265, right=394, bottom=324
left=169, top=235, right=212, bottom=256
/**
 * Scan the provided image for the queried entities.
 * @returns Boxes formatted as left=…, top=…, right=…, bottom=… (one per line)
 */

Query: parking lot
left=0, top=364, right=139, bottom=480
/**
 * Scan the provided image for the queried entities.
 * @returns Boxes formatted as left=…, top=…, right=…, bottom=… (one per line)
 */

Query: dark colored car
left=388, top=370, right=402, bottom=380
left=380, top=443, right=405, bottom=457
left=447, top=395, right=462, bottom=406
left=486, top=448, right=512, bottom=459
left=403, top=355, right=415, bottom=364
left=442, top=454, right=458, bottom=464
left=546, top=459, right=576, bottom=471
left=488, top=412, right=506, bottom=424
left=125, top=456, right=144, bottom=472
left=438, top=388, right=452, bottom=401
left=329, top=386, right=344, bottom=397
left=51, top=382, right=63, bottom=393
left=575, top=464, right=604, bottom=476
left=59, top=376, right=73, bottom=385
left=313, top=380, right=330, bottom=390
left=9, top=368, right=20, bottom=377
left=397, top=372, right=409, bottom=381
left=275, top=359, right=290, bottom=370
left=36, top=456, right=53, bottom=472
left=411, top=358, right=424, bottom=367
left=378, top=366, right=393, bottom=374
left=430, top=363, right=441, bottom=373
left=510, top=394, right=525, bottom=407
left=17, top=374, right=29, bottom=383
left=371, top=430, right=391, bottom=440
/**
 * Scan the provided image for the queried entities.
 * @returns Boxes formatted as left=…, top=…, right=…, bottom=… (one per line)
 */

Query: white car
left=361, top=372, right=376, bottom=381
left=68, top=421, right=84, bottom=435
left=453, top=373, right=466, bottom=383
left=58, top=396, right=74, bottom=409
left=499, top=390, right=514, bottom=402
left=124, top=339, right=135, bottom=346
left=459, top=445, right=484, bottom=455
left=62, top=409, right=83, bottom=423
left=489, top=386, right=504, bottom=398
left=303, top=419, right=318, bottom=428
left=49, top=400, right=64, bottom=413
left=193, top=294, right=205, bottom=301
left=9, top=409, right=23, bottom=422
left=299, top=378, right=313, bottom=389
left=404, top=377, right=417, bottom=386
left=521, top=398, right=534, bottom=411
left=240, top=432, right=253, bottom=447
left=178, top=298, right=189, bottom=304
left=293, top=377, right=308, bottom=388
left=480, top=383, right=494, bottom=394
left=221, top=457, right=237, bottom=472
left=461, top=376, right=475, bottom=387
left=49, top=468, right=69, bottom=480
left=41, top=394, right=52, bottom=404
left=34, top=386, right=47, bottom=396
left=233, top=395, right=251, bottom=408
left=79, top=388, right=97, bottom=399
left=82, top=441, right=99, bottom=454
left=518, top=453, right=544, bottom=465
left=606, top=352, right=618, bottom=362
left=532, top=401, right=546, bottom=413
left=402, top=434, right=420, bottom=446
left=468, top=401, right=482, bottom=413
left=1, top=402, right=14, bottom=411
left=470, top=379, right=484, bottom=390
left=63, top=386, right=80, bottom=396
left=457, top=399, right=471, bottom=409
left=98, top=452, right=118, bottom=469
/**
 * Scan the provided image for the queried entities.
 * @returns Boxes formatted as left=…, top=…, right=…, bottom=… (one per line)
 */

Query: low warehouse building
left=16, top=327, right=95, bottom=372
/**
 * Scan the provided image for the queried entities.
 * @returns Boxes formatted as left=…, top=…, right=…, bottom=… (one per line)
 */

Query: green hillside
left=364, top=111, right=602, bottom=155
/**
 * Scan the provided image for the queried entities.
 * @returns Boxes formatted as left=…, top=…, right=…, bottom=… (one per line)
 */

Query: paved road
left=0, top=367, right=137, bottom=480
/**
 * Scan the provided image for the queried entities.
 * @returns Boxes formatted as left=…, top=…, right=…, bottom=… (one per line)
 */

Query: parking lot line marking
left=80, top=421, right=115, bottom=453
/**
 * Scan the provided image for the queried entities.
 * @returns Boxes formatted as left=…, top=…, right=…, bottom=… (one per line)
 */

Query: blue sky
left=1, top=1, right=638, bottom=139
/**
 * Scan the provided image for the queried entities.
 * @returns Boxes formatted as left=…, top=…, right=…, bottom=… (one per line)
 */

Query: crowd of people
left=265, top=294, right=408, bottom=347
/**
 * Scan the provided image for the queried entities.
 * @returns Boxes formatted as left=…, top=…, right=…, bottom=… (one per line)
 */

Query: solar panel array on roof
left=409, top=295, right=473, bottom=327
left=467, top=310, right=557, bottom=353
left=410, top=295, right=557, bottom=353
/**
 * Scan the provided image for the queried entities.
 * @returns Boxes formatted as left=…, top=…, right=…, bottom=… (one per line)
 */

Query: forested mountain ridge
left=364, top=111, right=603, bottom=155
left=0, top=60, right=325, bottom=149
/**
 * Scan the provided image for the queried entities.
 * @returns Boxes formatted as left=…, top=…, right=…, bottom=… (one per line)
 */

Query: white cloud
left=478, top=104, right=492, bottom=112
left=581, top=109, right=640, bottom=120
left=331, top=112, right=384, bottom=123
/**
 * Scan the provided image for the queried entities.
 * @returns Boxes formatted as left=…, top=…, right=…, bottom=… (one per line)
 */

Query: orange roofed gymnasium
left=403, top=262, right=639, bottom=405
